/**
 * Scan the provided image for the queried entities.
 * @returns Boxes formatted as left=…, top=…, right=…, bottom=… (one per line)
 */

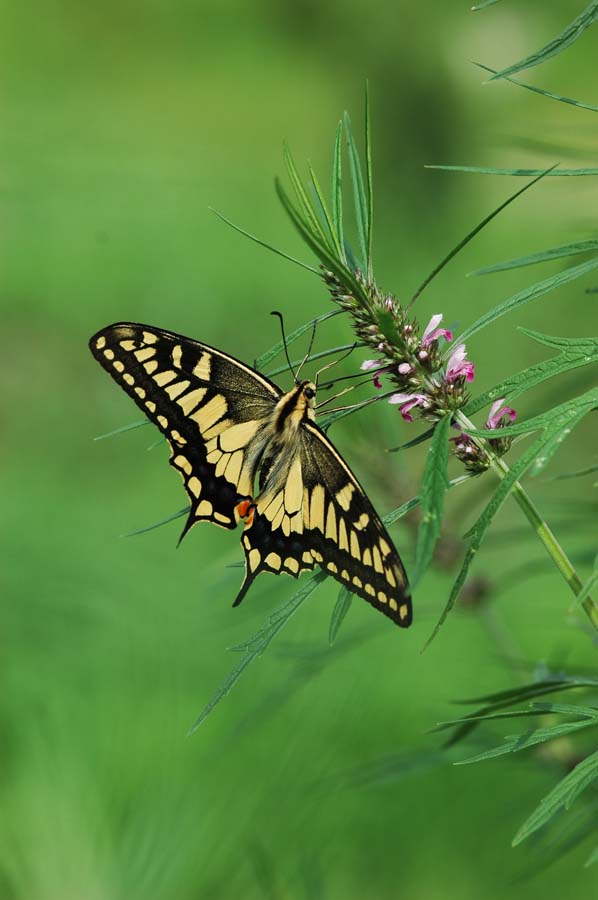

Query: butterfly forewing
left=90, top=323, right=280, bottom=532
left=91, top=324, right=412, bottom=627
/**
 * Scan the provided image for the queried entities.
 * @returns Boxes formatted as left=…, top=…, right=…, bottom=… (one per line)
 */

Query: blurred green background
left=2, top=2, right=597, bottom=897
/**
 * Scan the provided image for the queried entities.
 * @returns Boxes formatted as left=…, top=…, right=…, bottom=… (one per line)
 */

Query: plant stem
left=455, top=410, right=598, bottom=634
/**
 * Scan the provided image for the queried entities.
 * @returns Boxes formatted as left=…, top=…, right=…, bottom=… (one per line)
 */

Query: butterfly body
left=90, top=323, right=412, bottom=627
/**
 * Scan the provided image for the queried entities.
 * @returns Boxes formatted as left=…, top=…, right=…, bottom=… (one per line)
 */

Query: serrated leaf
left=456, top=710, right=598, bottom=766
left=427, top=165, right=598, bottom=177
left=412, top=416, right=451, bottom=586
left=189, top=571, right=328, bottom=732
left=474, top=62, right=598, bottom=113
left=425, top=390, right=598, bottom=646
left=344, top=112, right=369, bottom=271
left=513, top=750, right=598, bottom=846
left=464, top=330, right=598, bottom=417
left=328, top=588, right=353, bottom=646
left=456, top=256, right=598, bottom=345
left=490, top=2, right=598, bottom=81
left=469, top=240, right=598, bottom=276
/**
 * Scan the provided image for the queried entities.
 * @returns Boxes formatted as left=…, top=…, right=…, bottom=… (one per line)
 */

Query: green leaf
left=409, top=167, right=555, bottom=305
left=365, top=82, right=374, bottom=281
left=124, top=506, right=190, bottom=538
left=455, top=256, right=598, bottom=345
left=513, top=750, right=598, bottom=846
left=210, top=207, right=319, bottom=275
left=283, top=143, right=335, bottom=255
left=331, top=121, right=345, bottom=263
left=387, top=426, right=436, bottom=453
left=266, top=342, right=360, bottom=379
left=255, top=309, right=343, bottom=372
left=383, top=475, right=472, bottom=527
left=463, top=388, right=598, bottom=475
left=426, top=390, right=598, bottom=646
left=189, top=571, right=328, bottom=733
left=328, top=587, right=353, bottom=646
left=489, top=2, right=598, bottom=81
left=457, top=678, right=598, bottom=707
left=575, top=567, right=598, bottom=610
left=276, top=179, right=370, bottom=306
left=309, top=162, right=343, bottom=260
left=471, top=0, right=501, bottom=8
left=426, top=165, right=598, bottom=176
left=94, top=418, right=149, bottom=440
left=469, top=240, right=598, bottom=276
left=474, top=62, right=598, bottom=113
left=456, top=707, right=598, bottom=765
left=344, top=112, right=369, bottom=271
left=554, top=463, right=598, bottom=481
left=585, top=846, right=598, bottom=867
left=464, top=330, right=598, bottom=418
left=412, top=416, right=451, bottom=586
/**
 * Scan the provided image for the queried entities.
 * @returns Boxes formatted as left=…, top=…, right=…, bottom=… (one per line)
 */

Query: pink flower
left=446, top=344, right=475, bottom=384
left=361, top=358, right=388, bottom=390
left=398, top=362, right=412, bottom=375
left=486, top=398, right=516, bottom=430
left=421, top=314, right=453, bottom=346
left=389, top=392, right=430, bottom=422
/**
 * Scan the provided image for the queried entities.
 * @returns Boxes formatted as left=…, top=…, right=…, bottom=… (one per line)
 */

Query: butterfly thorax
left=273, top=380, right=316, bottom=433
left=256, top=380, right=316, bottom=493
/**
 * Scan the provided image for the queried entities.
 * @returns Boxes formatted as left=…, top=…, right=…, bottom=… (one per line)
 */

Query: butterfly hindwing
left=90, top=323, right=280, bottom=532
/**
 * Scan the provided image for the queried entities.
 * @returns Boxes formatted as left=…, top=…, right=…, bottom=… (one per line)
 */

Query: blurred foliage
left=1, top=1, right=598, bottom=898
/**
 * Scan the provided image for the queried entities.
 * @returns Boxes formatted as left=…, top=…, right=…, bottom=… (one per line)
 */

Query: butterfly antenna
left=315, top=375, right=373, bottom=410
left=270, top=311, right=297, bottom=381
left=314, top=343, right=358, bottom=388
left=295, top=320, right=318, bottom=383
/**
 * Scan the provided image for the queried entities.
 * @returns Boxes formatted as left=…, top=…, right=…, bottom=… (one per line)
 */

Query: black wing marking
left=233, top=422, right=411, bottom=627
left=90, top=322, right=280, bottom=534
left=300, top=421, right=411, bottom=626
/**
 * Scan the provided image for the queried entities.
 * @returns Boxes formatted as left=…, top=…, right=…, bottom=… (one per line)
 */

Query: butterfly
left=90, top=323, right=412, bottom=627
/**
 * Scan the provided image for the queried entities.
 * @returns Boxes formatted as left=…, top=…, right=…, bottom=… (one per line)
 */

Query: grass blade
left=490, top=2, right=598, bottom=81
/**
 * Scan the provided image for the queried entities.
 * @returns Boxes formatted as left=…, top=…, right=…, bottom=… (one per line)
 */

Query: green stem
left=455, top=410, right=598, bottom=634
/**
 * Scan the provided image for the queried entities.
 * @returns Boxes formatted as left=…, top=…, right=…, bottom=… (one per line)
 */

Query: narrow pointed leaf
left=490, top=2, right=598, bottom=81
left=472, top=0, right=501, bottom=8
left=309, top=162, right=343, bottom=259
left=475, top=62, right=598, bottom=113
left=412, top=415, right=451, bottom=586
left=365, top=82, right=374, bottom=280
left=94, top=418, right=149, bottom=440
left=426, top=165, right=598, bottom=176
left=457, top=715, right=598, bottom=765
left=190, top=572, right=327, bottom=732
left=464, top=331, right=598, bottom=417
left=328, top=588, right=353, bottom=646
left=255, top=309, right=342, bottom=371
left=469, top=240, right=598, bottom=276
left=513, top=750, right=598, bottom=846
left=456, top=256, right=598, bottom=345
left=124, top=506, right=190, bottom=538
left=409, top=166, right=555, bottom=305
left=210, top=207, right=319, bottom=275
left=344, top=112, right=368, bottom=269
left=331, top=121, right=345, bottom=262
left=283, top=143, right=335, bottom=254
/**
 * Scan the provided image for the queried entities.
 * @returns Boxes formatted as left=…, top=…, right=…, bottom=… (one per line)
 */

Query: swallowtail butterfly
left=90, top=324, right=412, bottom=626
